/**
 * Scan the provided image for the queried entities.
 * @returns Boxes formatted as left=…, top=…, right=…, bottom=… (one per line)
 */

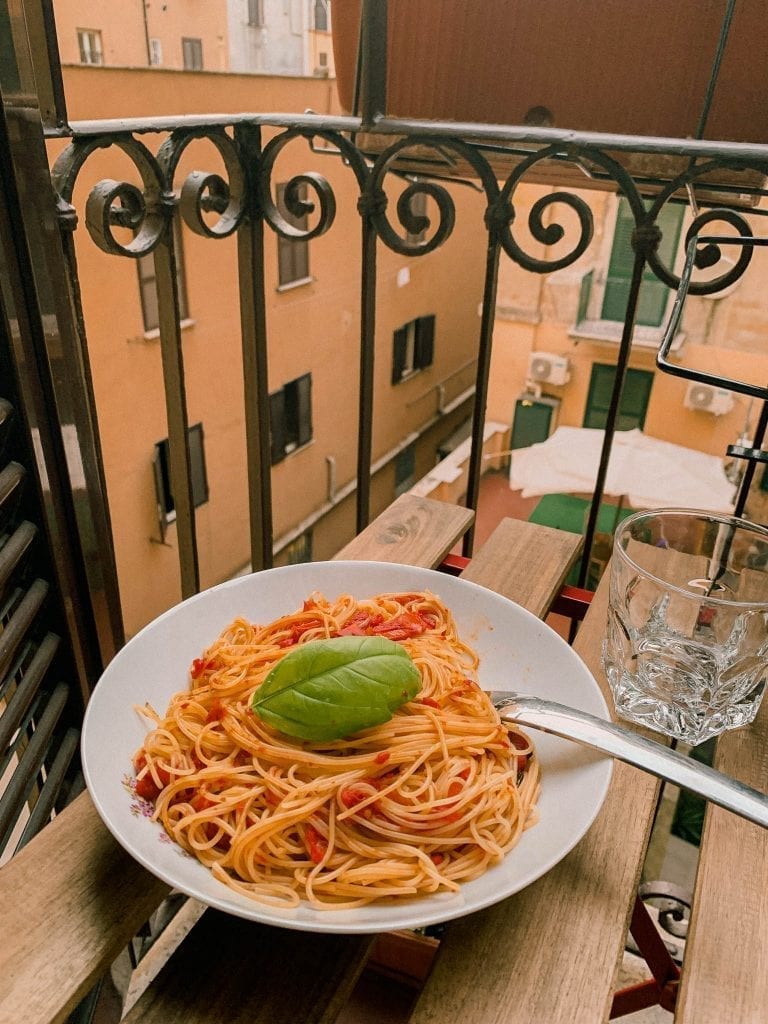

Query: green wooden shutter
left=602, top=199, right=684, bottom=327
left=583, top=364, right=654, bottom=431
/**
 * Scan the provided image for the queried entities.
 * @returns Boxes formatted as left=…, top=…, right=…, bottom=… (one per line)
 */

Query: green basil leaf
left=251, top=635, right=421, bottom=741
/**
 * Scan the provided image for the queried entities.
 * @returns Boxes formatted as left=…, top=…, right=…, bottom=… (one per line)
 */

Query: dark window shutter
left=583, top=364, right=653, bottom=431
left=602, top=199, right=684, bottom=327
left=392, top=326, right=408, bottom=384
left=269, top=389, right=287, bottom=464
left=415, top=315, right=435, bottom=369
left=296, top=373, right=312, bottom=447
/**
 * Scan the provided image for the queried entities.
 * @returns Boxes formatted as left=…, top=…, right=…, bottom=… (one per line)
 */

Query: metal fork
left=491, top=691, right=768, bottom=830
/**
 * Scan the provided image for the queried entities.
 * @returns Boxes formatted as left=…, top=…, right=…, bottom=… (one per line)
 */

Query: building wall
left=53, top=0, right=230, bottom=70
left=49, top=65, right=486, bottom=638
left=486, top=183, right=768, bottom=468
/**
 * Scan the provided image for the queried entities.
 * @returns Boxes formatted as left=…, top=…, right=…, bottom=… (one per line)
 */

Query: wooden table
left=1, top=493, right=766, bottom=1024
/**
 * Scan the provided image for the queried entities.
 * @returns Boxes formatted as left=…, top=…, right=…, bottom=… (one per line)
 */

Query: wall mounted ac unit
left=683, top=381, right=735, bottom=415
left=527, top=352, right=571, bottom=386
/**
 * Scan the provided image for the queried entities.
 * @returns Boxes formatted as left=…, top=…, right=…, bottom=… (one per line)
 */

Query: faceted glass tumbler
left=602, top=508, right=768, bottom=745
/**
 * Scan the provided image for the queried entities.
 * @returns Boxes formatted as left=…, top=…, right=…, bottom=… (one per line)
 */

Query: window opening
left=153, top=422, right=209, bottom=527
left=602, top=198, right=685, bottom=327
left=137, top=220, right=189, bottom=333
left=392, top=315, right=435, bottom=383
left=149, top=38, right=163, bottom=66
left=77, top=29, right=103, bottom=65
left=277, top=183, right=310, bottom=286
left=248, top=0, right=265, bottom=26
left=182, top=37, right=203, bottom=71
left=313, top=0, right=330, bottom=31
left=405, top=189, right=428, bottom=245
left=283, top=531, right=313, bottom=565
left=583, top=364, right=654, bottom=431
left=270, top=373, right=312, bottom=464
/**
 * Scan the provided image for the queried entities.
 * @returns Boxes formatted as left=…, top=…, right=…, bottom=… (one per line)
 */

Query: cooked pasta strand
left=132, top=590, right=540, bottom=908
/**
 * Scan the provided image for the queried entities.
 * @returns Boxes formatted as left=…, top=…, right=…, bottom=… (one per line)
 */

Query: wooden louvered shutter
left=602, top=199, right=684, bottom=327
left=583, top=364, right=654, bottom=431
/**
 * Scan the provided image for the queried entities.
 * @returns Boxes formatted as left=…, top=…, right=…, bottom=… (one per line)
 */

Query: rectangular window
left=153, top=422, right=209, bottom=526
left=137, top=220, right=189, bottom=333
left=392, top=315, right=435, bottom=384
left=270, top=373, right=312, bottom=464
left=277, top=183, right=310, bottom=287
left=313, top=0, right=330, bottom=31
left=283, top=531, right=313, bottom=565
left=77, top=29, right=103, bottom=65
left=182, top=37, right=203, bottom=71
left=602, top=198, right=684, bottom=327
left=248, top=0, right=265, bottom=26
left=583, top=364, right=654, bottom=431
left=405, top=189, right=428, bottom=245
left=149, top=38, right=163, bottom=66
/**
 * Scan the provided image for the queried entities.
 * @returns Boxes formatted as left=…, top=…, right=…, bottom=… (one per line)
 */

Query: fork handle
left=492, top=692, right=768, bottom=831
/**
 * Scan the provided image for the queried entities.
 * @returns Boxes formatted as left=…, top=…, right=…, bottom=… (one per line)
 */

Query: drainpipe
left=141, top=1, right=151, bottom=65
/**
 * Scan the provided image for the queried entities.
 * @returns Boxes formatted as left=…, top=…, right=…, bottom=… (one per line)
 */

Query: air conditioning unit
left=683, top=381, right=735, bottom=415
left=527, top=352, right=571, bottom=386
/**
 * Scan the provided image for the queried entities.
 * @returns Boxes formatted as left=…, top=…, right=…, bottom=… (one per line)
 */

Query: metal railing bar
left=153, top=231, right=200, bottom=598
left=14, top=725, right=78, bottom=853
left=48, top=114, right=768, bottom=168
left=357, top=0, right=388, bottom=131
left=578, top=246, right=647, bottom=588
left=355, top=213, right=377, bottom=533
left=0, top=578, right=48, bottom=679
left=693, top=0, right=738, bottom=143
left=234, top=123, right=273, bottom=572
left=0, top=632, right=59, bottom=753
left=734, top=401, right=768, bottom=519
left=462, top=236, right=502, bottom=557
left=0, top=680, right=68, bottom=855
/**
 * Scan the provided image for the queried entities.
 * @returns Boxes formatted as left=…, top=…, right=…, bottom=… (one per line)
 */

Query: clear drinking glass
left=602, top=508, right=768, bottom=745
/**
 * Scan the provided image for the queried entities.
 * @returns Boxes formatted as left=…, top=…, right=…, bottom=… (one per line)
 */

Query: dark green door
left=602, top=198, right=684, bottom=327
left=511, top=397, right=556, bottom=448
left=583, top=364, right=653, bottom=431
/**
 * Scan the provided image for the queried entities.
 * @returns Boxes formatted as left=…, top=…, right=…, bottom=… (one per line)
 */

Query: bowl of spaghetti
left=81, top=561, right=612, bottom=933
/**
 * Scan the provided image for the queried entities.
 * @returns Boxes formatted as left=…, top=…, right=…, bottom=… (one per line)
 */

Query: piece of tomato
left=305, top=824, right=328, bottom=864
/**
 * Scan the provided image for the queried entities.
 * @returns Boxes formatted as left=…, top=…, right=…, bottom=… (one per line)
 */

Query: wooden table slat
left=674, top=699, right=768, bottom=1024
left=459, top=517, right=582, bottom=617
left=334, top=493, right=473, bottom=566
left=0, top=792, right=170, bottom=1024
left=409, top=543, right=663, bottom=1024
left=123, top=911, right=374, bottom=1024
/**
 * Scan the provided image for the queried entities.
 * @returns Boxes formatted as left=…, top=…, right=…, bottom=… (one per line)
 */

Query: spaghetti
left=133, top=590, right=540, bottom=909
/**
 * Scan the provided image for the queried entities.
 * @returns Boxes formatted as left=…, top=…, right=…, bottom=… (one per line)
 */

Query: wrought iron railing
left=3, top=0, right=768, bottom=868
